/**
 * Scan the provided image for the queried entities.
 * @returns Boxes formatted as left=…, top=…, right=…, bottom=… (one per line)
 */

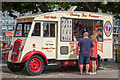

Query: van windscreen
left=14, top=22, right=32, bottom=37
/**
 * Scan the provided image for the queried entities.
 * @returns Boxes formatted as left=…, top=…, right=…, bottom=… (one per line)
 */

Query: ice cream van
left=5, top=6, right=113, bottom=75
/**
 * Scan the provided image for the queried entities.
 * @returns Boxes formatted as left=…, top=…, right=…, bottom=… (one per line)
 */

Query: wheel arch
left=34, top=54, right=48, bottom=66
left=21, top=51, right=48, bottom=66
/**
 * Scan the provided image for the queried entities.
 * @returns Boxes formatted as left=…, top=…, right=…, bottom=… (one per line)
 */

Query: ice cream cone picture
left=66, top=30, right=68, bottom=35
left=62, top=36, right=64, bottom=40
left=64, top=25, right=66, bottom=28
left=62, top=30, right=64, bottom=34
left=67, top=25, right=69, bottom=28
left=69, top=30, right=71, bottom=34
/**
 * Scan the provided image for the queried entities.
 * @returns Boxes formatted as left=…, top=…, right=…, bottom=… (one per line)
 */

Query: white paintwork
left=8, top=10, right=113, bottom=63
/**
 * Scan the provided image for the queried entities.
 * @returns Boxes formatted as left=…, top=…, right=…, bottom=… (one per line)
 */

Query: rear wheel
left=89, top=57, right=100, bottom=72
left=25, top=55, right=44, bottom=75
left=7, top=62, right=24, bottom=72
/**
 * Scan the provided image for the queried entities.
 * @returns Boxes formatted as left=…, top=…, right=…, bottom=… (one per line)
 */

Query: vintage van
left=5, top=6, right=113, bottom=75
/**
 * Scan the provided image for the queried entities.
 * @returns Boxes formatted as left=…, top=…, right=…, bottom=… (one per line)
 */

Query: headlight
left=19, top=45, right=23, bottom=51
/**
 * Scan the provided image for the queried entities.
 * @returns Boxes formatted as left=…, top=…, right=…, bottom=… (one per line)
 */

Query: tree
left=2, top=2, right=53, bottom=18
left=2, top=2, right=120, bottom=19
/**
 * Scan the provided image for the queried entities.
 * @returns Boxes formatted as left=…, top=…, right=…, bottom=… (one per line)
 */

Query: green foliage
left=2, top=2, right=120, bottom=19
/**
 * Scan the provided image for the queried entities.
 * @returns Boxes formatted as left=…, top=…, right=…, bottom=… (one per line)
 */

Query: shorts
left=78, top=55, right=90, bottom=64
left=90, top=57, right=96, bottom=61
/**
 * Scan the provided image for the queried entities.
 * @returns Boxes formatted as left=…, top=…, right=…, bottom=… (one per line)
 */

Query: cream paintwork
left=42, top=38, right=56, bottom=59
left=20, top=37, right=43, bottom=61
left=20, top=22, right=57, bottom=61
left=8, top=11, right=113, bottom=63
left=102, top=15, right=113, bottom=58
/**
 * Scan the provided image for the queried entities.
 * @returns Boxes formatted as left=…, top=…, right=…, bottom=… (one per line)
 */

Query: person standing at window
left=77, top=32, right=94, bottom=75
left=90, top=35, right=98, bottom=75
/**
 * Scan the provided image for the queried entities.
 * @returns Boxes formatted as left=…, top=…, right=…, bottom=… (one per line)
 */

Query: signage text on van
left=69, top=13, right=101, bottom=18
left=44, top=16, right=57, bottom=19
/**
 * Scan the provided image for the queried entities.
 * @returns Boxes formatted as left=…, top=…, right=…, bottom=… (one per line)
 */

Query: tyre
left=104, top=58, right=108, bottom=62
left=89, top=57, right=100, bottom=72
left=25, top=55, right=44, bottom=75
left=7, top=62, right=24, bottom=72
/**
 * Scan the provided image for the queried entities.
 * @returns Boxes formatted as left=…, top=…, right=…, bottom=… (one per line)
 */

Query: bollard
left=117, top=44, right=120, bottom=62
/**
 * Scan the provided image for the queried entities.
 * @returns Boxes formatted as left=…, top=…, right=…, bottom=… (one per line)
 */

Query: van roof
left=16, top=11, right=112, bottom=20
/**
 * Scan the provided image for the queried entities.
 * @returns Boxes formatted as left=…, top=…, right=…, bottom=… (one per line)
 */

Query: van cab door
left=41, top=22, right=57, bottom=59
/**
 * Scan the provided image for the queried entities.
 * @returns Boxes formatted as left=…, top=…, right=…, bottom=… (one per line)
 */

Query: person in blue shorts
left=77, top=32, right=94, bottom=75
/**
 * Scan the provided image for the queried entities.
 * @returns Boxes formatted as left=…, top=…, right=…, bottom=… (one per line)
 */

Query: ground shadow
left=2, top=64, right=79, bottom=76
left=2, top=60, right=119, bottom=77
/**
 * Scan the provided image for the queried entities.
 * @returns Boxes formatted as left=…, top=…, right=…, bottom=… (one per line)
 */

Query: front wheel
left=25, top=55, right=44, bottom=75
left=89, top=57, right=100, bottom=72
left=7, top=62, right=24, bottom=72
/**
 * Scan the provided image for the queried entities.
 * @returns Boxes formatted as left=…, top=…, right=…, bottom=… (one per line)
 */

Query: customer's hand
left=76, top=50, right=80, bottom=55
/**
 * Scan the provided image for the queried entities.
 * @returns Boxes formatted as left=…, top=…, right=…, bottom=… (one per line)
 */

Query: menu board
left=61, top=18, right=72, bottom=41
left=93, top=20, right=103, bottom=42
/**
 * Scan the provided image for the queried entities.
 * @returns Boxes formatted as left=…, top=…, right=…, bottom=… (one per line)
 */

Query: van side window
left=32, top=23, right=41, bottom=36
left=43, top=22, right=55, bottom=37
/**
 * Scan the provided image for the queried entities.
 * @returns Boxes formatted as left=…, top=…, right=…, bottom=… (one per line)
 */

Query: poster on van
left=93, top=20, right=103, bottom=42
left=61, top=18, right=72, bottom=41
left=104, top=21, right=112, bottom=37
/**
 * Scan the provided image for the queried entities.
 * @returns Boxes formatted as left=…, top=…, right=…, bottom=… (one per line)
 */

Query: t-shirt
left=78, top=37, right=94, bottom=57
left=90, top=41, right=98, bottom=58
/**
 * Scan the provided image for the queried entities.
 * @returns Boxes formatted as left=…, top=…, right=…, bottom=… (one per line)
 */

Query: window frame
left=43, top=22, right=56, bottom=38
left=14, top=22, right=32, bottom=37
left=31, top=22, right=41, bottom=36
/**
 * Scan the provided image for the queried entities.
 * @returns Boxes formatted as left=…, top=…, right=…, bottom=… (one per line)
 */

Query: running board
left=48, top=63, right=59, bottom=66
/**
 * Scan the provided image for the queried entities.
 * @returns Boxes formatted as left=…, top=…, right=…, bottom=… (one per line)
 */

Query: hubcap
left=29, top=58, right=41, bottom=72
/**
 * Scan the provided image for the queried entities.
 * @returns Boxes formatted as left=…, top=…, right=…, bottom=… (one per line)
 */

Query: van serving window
left=73, top=19, right=93, bottom=41
left=32, top=23, right=41, bottom=36
left=61, top=18, right=103, bottom=42
left=43, top=22, right=55, bottom=37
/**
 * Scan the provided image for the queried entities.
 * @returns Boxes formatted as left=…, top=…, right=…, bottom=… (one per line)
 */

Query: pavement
left=1, top=59, right=120, bottom=79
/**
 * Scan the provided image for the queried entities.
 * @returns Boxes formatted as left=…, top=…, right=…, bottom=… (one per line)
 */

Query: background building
left=0, top=11, right=2, bottom=41
left=1, top=11, right=32, bottom=41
